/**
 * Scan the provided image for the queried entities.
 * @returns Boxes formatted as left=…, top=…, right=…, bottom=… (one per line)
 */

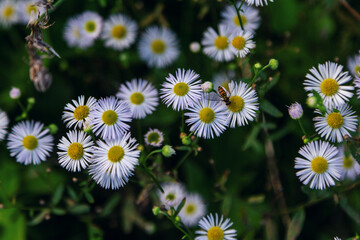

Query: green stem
left=137, top=119, right=144, bottom=145
left=250, top=65, right=270, bottom=86
left=163, top=213, right=194, bottom=240
left=181, top=111, right=185, bottom=132
left=138, top=166, right=164, bottom=193
left=17, top=99, right=26, bottom=113
left=35, top=0, right=66, bottom=24
left=141, top=149, right=162, bottom=166
left=233, top=0, right=245, bottom=31
left=297, top=119, right=307, bottom=138
left=174, top=150, right=192, bottom=170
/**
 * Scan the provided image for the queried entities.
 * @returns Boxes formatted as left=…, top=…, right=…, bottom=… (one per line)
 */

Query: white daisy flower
left=179, top=193, right=206, bottom=227
left=116, top=78, right=159, bottom=119
left=57, top=130, right=94, bottom=172
left=158, top=182, right=186, bottom=210
left=245, top=0, right=274, bottom=7
left=89, top=133, right=140, bottom=190
left=185, top=93, right=228, bottom=139
left=337, top=147, right=360, bottom=181
left=347, top=51, right=360, bottom=77
left=138, top=26, right=180, bottom=68
left=18, top=0, right=44, bottom=24
left=220, top=3, right=260, bottom=33
left=7, top=120, right=53, bottom=165
left=304, top=61, right=354, bottom=109
left=102, top=13, right=138, bottom=51
left=62, top=96, right=97, bottom=129
left=313, top=104, right=358, bottom=143
left=79, top=11, right=103, bottom=40
left=212, top=71, right=235, bottom=92
left=0, top=0, right=19, bottom=27
left=90, top=96, right=132, bottom=139
left=160, top=69, right=202, bottom=111
left=144, top=128, right=164, bottom=147
left=355, top=76, right=360, bottom=99
left=64, top=16, right=94, bottom=49
left=295, top=140, right=343, bottom=190
left=201, top=24, right=234, bottom=62
left=0, top=109, right=9, bottom=142
left=226, top=81, right=259, bottom=128
left=195, top=213, right=237, bottom=240
left=229, top=30, right=255, bottom=58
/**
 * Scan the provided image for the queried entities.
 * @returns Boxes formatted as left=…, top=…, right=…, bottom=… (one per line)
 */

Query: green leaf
left=52, top=208, right=66, bottom=215
left=175, top=197, right=186, bottom=216
left=69, top=204, right=90, bottom=215
left=28, top=209, right=50, bottom=226
left=98, top=0, right=107, bottom=7
left=67, top=186, right=78, bottom=202
left=339, top=196, right=360, bottom=224
left=88, top=223, right=103, bottom=240
left=0, top=209, right=26, bottom=240
left=51, top=184, right=64, bottom=206
left=243, top=124, right=261, bottom=150
left=260, top=100, right=283, bottom=118
left=286, top=209, right=305, bottom=240
left=84, top=191, right=95, bottom=204
left=101, top=194, right=121, bottom=217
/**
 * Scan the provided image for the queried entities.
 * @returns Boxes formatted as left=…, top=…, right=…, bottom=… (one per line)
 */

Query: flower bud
left=201, top=81, right=213, bottom=93
left=306, top=96, right=317, bottom=108
left=181, top=136, right=191, bottom=145
left=152, top=206, right=160, bottom=216
left=162, top=145, right=175, bottom=157
left=189, top=42, right=201, bottom=53
left=175, top=216, right=181, bottom=224
left=48, top=124, right=58, bottom=134
left=254, top=63, right=262, bottom=69
left=288, top=102, right=303, bottom=120
left=269, top=59, right=279, bottom=70
left=83, top=119, right=93, bottom=132
left=9, top=87, right=21, bottom=99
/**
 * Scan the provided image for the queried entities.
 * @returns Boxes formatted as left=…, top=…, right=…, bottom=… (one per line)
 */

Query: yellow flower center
left=355, top=66, right=360, bottom=76
left=111, top=25, right=127, bottom=39
left=327, top=112, right=344, bottom=129
left=22, top=135, right=38, bottom=150
left=311, top=156, right=328, bottom=174
left=173, top=82, right=189, bottom=96
left=232, top=36, right=246, bottom=50
left=320, top=78, right=339, bottom=96
left=102, top=110, right=118, bottom=125
left=27, top=5, right=37, bottom=15
left=233, top=15, right=247, bottom=26
left=214, top=36, right=229, bottom=50
left=166, top=193, right=175, bottom=201
left=343, top=156, right=354, bottom=169
left=85, top=21, right=96, bottom=32
left=185, top=204, right=195, bottom=214
left=207, top=226, right=224, bottom=240
left=67, top=142, right=84, bottom=160
left=227, top=96, right=244, bottom=112
left=199, top=107, right=215, bottom=124
left=147, top=132, right=160, bottom=143
left=130, top=92, right=145, bottom=105
left=3, top=6, right=14, bottom=19
left=73, top=105, right=90, bottom=121
left=151, top=39, right=166, bottom=54
left=107, top=146, right=125, bottom=163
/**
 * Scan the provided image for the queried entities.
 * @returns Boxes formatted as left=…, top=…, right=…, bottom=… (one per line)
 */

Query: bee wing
left=205, top=92, right=222, bottom=102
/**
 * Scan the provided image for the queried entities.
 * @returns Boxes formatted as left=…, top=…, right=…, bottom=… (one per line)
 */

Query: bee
left=207, top=86, right=232, bottom=105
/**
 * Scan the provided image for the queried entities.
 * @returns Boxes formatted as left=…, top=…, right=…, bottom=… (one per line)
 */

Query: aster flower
left=304, top=61, right=354, bottom=109
left=313, top=104, right=358, bottom=143
left=0, top=0, right=19, bottom=27
left=220, top=3, right=260, bottom=33
left=347, top=51, right=360, bottom=77
left=90, top=96, right=132, bottom=139
left=57, top=130, right=94, bottom=172
left=212, top=71, right=235, bottom=92
left=64, top=16, right=94, bottom=49
left=101, top=13, right=138, bottom=51
left=79, top=11, right=103, bottom=40
left=160, top=69, right=202, bottom=111
left=354, top=76, right=360, bottom=99
left=295, top=140, right=343, bottom=190
left=138, top=26, right=180, bottom=68
left=7, top=120, right=53, bottom=165
left=185, top=93, right=229, bottom=139
left=62, top=95, right=97, bottom=129
left=229, top=30, right=255, bottom=58
left=179, top=193, right=206, bottom=227
left=0, top=109, right=9, bottom=142
left=195, top=213, right=237, bottom=240
left=201, top=24, right=234, bottom=62
left=337, top=147, right=360, bottom=181
left=144, top=129, right=164, bottom=147
left=245, top=0, right=274, bottom=7
left=158, top=182, right=185, bottom=210
left=116, top=78, right=159, bottom=119
left=18, top=0, right=44, bottom=24
left=89, top=133, right=140, bottom=190
left=226, top=81, right=259, bottom=128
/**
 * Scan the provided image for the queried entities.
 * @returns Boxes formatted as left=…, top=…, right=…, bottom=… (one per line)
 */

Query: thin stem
left=181, top=111, right=185, bottom=132
left=297, top=119, right=307, bottom=138
left=138, top=166, right=164, bottom=193
left=250, top=65, right=270, bottom=86
left=141, top=149, right=162, bottom=166
left=233, top=0, right=245, bottom=31
left=174, top=150, right=192, bottom=170
left=339, top=0, right=360, bottom=21
left=163, top=213, right=194, bottom=240
left=17, top=99, right=26, bottom=113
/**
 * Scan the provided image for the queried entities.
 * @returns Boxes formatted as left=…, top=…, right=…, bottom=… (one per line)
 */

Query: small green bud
left=181, top=136, right=191, bottom=145
left=254, top=63, right=262, bottom=69
left=48, top=124, right=58, bottom=134
left=175, top=216, right=181, bottom=224
left=137, top=144, right=145, bottom=152
left=228, top=63, right=236, bottom=70
left=306, top=96, right=317, bottom=108
left=152, top=206, right=160, bottom=216
left=27, top=97, right=35, bottom=105
left=269, top=59, right=279, bottom=70
left=162, top=145, right=176, bottom=157
left=303, top=138, right=309, bottom=144
left=119, top=53, right=130, bottom=67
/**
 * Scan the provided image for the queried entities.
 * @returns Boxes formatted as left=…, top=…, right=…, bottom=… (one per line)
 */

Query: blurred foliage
left=0, top=0, right=360, bottom=239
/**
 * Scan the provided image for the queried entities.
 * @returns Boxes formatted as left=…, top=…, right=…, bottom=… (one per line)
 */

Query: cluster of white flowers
left=293, top=59, right=360, bottom=190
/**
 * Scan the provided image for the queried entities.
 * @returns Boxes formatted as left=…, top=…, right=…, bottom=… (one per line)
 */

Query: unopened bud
left=306, top=96, right=317, bottom=108
left=10, top=87, right=21, bottom=99
left=269, top=59, right=279, bottom=70
left=152, top=206, right=160, bottom=216
left=48, top=124, right=58, bottom=134
left=288, top=102, right=303, bottom=120
left=254, top=63, right=262, bottom=69
left=189, top=42, right=201, bottom=53
left=162, top=145, right=176, bottom=157
left=175, top=216, right=181, bottom=224
left=182, top=136, right=191, bottom=145
left=201, top=81, right=214, bottom=93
